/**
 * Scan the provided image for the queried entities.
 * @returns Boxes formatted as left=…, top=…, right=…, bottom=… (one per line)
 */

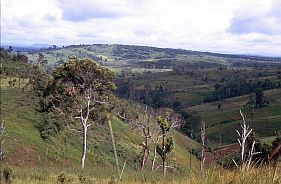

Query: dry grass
left=3, top=163, right=279, bottom=184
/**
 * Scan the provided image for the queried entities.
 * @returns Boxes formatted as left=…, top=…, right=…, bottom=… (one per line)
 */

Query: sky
left=1, top=0, right=281, bottom=56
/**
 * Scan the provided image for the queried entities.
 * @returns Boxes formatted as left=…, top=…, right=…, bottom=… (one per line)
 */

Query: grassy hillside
left=0, top=77, right=200, bottom=174
left=187, top=88, right=281, bottom=145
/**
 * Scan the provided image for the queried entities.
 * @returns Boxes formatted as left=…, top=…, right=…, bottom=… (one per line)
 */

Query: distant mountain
left=1, top=43, right=54, bottom=50
left=30, top=43, right=52, bottom=48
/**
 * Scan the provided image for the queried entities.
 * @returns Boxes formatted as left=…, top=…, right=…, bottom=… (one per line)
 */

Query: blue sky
left=1, top=0, right=281, bottom=56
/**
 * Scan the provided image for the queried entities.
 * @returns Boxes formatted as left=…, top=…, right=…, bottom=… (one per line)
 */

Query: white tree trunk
left=200, top=121, right=206, bottom=171
left=151, top=145, right=157, bottom=171
left=151, top=132, right=161, bottom=172
left=81, top=125, right=87, bottom=169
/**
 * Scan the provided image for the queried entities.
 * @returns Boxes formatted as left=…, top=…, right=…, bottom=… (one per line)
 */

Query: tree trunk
left=162, top=134, right=166, bottom=176
left=81, top=125, right=87, bottom=169
left=200, top=121, right=205, bottom=171
left=151, top=145, right=157, bottom=171
left=163, top=157, right=166, bottom=176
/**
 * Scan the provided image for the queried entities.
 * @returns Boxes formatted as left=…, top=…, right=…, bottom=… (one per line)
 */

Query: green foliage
left=37, top=112, right=62, bottom=140
left=255, top=88, right=264, bottom=108
left=46, top=57, right=116, bottom=117
left=39, top=57, right=117, bottom=143
left=157, top=116, right=172, bottom=134
left=156, top=136, right=175, bottom=159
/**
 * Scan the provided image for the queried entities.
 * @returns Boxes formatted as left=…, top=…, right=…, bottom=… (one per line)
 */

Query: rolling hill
left=23, top=44, right=281, bottom=70
left=0, top=77, right=200, bottom=172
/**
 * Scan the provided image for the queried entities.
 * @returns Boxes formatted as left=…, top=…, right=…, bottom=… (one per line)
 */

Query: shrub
left=78, top=173, right=87, bottom=183
left=58, top=172, right=66, bottom=183
left=3, top=167, right=13, bottom=184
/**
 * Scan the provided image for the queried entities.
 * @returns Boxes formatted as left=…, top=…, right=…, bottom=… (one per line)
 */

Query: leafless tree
left=200, top=121, right=206, bottom=171
left=130, top=106, right=155, bottom=170
left=233, top=110, right=260, bottom=171
left=151, top=131, right=161, bottom=172
left=0, top=121, right=6, bottom=162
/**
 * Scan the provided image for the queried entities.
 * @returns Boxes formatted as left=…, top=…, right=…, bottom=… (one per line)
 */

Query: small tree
left=120, top=104, right=160, bottom=171
left=200, top=121, right=206, bottom=171
left=128, top=105, right=153, bottom=170
left=0, top=121, right=6, bottom=162
left=46, top=58, right=115, bottom=169
left=233, top=110, right=260, bottom=171
left=255, top=88, right=264, bottom=108
left=156, top=116, right=174, bottom=176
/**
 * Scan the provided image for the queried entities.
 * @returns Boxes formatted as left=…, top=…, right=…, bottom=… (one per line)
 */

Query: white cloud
left=228, top=0, right=281, bottom=35
left=1, top=0, right=280, bottom=56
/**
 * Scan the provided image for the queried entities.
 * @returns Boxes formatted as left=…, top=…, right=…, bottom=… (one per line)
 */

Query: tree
left=37, top=53, right=48, bottom=70
left=117, top=103, right=161, bottom=171
left=7, top=46, right=13, bottom=53
left=133, top=106, right=153, bottom=170
left=246, top=94, right=255, bottom=119
left=46, top=58, right=115, bottom=169
left=0, top=121, right=6, bottom=162
left=233, top=110, right=259, bottom=171
left=200, top=121, right=206, bottom=171
left=255, top=88, right=264, bottom=108
left=156, top=115, right=174, bottom=176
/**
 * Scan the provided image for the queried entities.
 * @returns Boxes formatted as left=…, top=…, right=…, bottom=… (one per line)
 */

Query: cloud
left=57, top=0, right=139, bottom=21
left=1, top=0, right=281, bottom=56
left=228, top=0, right=281, bottom=35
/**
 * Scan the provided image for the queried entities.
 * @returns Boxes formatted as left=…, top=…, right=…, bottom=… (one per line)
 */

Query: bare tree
left=130, top=106, right=154, bottom=170
left=151, top=131, right=161, bottom=172
left=0, top=121, right=6, bottom=162
left=233, top=110, right=260, bottom=171
left=200, top=121, right=206, bottom=171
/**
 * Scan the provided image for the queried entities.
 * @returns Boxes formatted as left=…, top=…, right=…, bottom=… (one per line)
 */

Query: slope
left=186, top=88, right=281, bottom=145
left=0, top=77, right=200, bottom=173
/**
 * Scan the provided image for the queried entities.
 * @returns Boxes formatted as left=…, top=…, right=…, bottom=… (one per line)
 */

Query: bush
left=3, top=167, right=13, bottom=184
left=78, top=173, right=87, bottom=183
left=58, top=172, right=66, bottom=183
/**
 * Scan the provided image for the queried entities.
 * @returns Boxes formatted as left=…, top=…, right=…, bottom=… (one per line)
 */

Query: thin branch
left=63, top=124, right=82, bottom=133
left=50, top=101, right=65, bottom=116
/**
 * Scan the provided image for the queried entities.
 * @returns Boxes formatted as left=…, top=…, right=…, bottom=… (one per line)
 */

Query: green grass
left=187, top=88, right=281, bottom=145
left=206, top=115, right=281, bottom=144
left=0, top=78, right=200, bottom=174
left=0, top=77, right=29, bottom=89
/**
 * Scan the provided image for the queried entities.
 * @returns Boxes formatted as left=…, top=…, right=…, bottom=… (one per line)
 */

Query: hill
left=187, top=88, right=281, bottom=145
left=23, top=44, right=281, bottom=70
left=21, top=44, right=281, bottom=147
left=0, top=77, right=200, bottom=173
left=0, top=44, right=280, bottom=183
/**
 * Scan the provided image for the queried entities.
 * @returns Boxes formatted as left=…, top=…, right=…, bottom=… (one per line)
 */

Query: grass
left=4, top=164, right=280, bottom=183
left=206, top=115, right=281, bottom=144
left=0, top=77, right=200, bottom=177
left=187, top=88, right=281, bottom=145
